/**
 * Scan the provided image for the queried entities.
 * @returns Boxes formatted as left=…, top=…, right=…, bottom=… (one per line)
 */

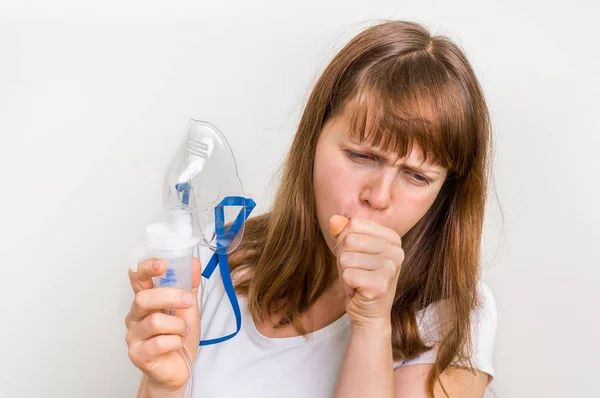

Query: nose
left=359, top=169, right=394, bottom=211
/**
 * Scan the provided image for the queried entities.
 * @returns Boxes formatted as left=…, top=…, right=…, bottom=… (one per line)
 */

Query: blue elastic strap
left=176, top=182, right=191, bottom=207
left=199, top=196, right=255, bottom=346
left=174, top=184, right=255, bottom=346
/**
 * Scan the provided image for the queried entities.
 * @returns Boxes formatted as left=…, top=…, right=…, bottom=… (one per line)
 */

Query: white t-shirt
left=191, top=247, right=497, bottom=397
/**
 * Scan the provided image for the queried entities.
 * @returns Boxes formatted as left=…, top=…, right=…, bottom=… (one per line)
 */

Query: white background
left=1, top=1, right=598, bottom=397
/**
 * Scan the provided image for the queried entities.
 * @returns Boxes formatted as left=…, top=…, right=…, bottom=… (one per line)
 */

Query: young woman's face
left=313, top=104, right=449, bottom=252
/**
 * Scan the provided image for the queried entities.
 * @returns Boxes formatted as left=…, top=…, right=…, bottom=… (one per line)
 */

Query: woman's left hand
left=330, top=215, right=405, bottom=329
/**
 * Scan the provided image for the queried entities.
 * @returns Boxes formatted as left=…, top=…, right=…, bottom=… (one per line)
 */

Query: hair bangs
left=345, top=54, right=473, bottom=173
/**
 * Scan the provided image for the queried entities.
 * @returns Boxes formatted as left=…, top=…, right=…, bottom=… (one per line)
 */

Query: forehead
left=326, top=101, right=439, bottom=166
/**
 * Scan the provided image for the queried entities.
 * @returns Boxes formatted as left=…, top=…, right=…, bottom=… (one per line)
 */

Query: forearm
left=334, top=321, right=394, bottom=398
left=137, top=375, right=186, bottom=398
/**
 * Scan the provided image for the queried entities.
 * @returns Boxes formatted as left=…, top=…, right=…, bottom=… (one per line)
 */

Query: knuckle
left=384, top=258, right=397, bottom=275
left=156, top=335, right=179, bottom=351
left=156, top=336, right=169, bottom=351
left=134, top=291, right=146, bottom=309
left=397, top=247, right=405, bottom=262
left=341, top=267, right=352, bottom=282
left=149, top=312, right=163, bottom=332
left=377, top=276, right=390, bottom=294
left=178, top=318, right=188, bottom=333
left=131, top=260, right=147, bottom=278
left=136, top=260, right=144, bottom=273
left=154, top=335, right=167, bottom=350
left=394, top=232, right=402, bottom=246
left=339, top=251, right=350, bottom=267
left=128, top=345, right=141, bottom=364
left=345, top=233, right=359, bottom=248
left=386, top=241, right=396, bottom=253
left=124, top=313, right=131, bottom=328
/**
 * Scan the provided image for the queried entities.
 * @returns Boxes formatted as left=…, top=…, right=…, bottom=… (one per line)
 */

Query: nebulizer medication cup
left=134, top=119, right=253, bottom=397
left=145, top=208, right=199, bottom=293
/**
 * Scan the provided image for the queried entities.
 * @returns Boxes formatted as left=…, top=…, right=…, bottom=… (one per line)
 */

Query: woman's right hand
left=125, top=257, right=202, bottom=393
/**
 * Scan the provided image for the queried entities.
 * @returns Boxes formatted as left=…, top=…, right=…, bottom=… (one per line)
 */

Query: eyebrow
left=402, top=163, right=441, bottom=176
left=347, top=140, right=442, bottom=176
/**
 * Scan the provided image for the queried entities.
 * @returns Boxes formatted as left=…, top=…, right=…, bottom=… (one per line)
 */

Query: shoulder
left=416, top=280, right=497, bottom=345
left=473, top=280, right=497, bottom=342
left=465, top=280, right=497, bottom=376
left=394, top=280, right=497, bottom=378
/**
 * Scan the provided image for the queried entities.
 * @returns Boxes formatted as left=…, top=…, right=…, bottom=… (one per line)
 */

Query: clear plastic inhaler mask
left=144, top=119, right=255, bottom=346
left=163, top=119, right=255, bottom=256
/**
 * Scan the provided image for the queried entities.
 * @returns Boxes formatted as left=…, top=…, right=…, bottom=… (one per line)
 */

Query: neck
left=256, top=278, right=348, bottom=338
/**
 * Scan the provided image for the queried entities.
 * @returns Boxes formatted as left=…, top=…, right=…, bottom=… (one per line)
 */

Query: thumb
left=191, top=257, right=202, bottom=296
left=181, top=257, right=201, bottom=358
left=330, top=215, right=349, bottom=237
left=329, top=215, right=355, bottom=298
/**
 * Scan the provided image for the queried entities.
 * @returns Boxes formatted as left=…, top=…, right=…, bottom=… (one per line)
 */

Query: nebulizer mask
left=136, top=119, right=255, bottom=396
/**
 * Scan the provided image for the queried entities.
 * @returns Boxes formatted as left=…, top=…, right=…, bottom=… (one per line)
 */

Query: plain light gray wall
left=1, top=1, right=598, bottom=397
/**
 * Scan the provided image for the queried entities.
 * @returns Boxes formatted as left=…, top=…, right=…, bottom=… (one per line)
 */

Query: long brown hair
left=227, top=20, right=491, bottom=397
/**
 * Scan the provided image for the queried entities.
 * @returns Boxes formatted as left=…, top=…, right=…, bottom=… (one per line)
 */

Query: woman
left=126, top=20, right=497, bottom=398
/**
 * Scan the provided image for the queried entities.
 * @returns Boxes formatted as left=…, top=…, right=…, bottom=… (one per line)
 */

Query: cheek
left=391, top=185, right=442, bottom=236
left=314, top=152, right=353, bottom=212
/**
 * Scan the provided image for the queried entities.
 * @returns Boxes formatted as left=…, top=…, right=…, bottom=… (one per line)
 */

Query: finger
left=335, top=217, right=401, bottom=247
left=129, top=287, right=195, bottom=323
left=335, top=233, right=392, bottom=257
left=330, top=215, right=349, bottom=237
left=133, top=312, right=189, bottom=342
left=338, top=251, right=384, bottom=274
left=342, top=268, right=392, bottom=300
left=129, top=258, right=166, bottom=294
left=140, top=334, right=183, bottom=359
left=191, top=257, right=201, bottom=294
left=337, top=252, right=398, bottom=297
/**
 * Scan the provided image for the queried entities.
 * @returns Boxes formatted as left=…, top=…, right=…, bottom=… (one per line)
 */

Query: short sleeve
left=393, top=280, right=498, bottom=379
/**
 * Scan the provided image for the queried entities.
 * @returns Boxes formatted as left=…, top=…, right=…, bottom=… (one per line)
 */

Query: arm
left=393, top=364, right=490, bottom=397
left=393, top=280, right=496, bottom=397
left=329, top=217, right=493, bottom=397
left=334, top=321, right=394, bottom=397
left=335, top=338, right=490, bottom=398
left=329, top=216, right=400, bottom=398
left=137, top=374, right=186, bottom=398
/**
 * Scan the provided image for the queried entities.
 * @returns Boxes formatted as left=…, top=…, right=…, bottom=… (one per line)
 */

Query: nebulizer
left=137, top=119, right=255, bottom=397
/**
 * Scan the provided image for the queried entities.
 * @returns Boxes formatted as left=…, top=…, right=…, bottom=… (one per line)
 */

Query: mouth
left=337, top=210, right=352, bottom=219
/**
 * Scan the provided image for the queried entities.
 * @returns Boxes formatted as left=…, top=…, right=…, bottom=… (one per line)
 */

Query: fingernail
left=182, top=293, right=194, bottom=305
left=152, top=260, right=161, bottom=271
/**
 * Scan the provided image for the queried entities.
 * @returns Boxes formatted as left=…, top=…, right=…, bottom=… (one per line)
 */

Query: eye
left=408, top=172, right=430, bottom=186
left=345, top=150, right=376, bottom=162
